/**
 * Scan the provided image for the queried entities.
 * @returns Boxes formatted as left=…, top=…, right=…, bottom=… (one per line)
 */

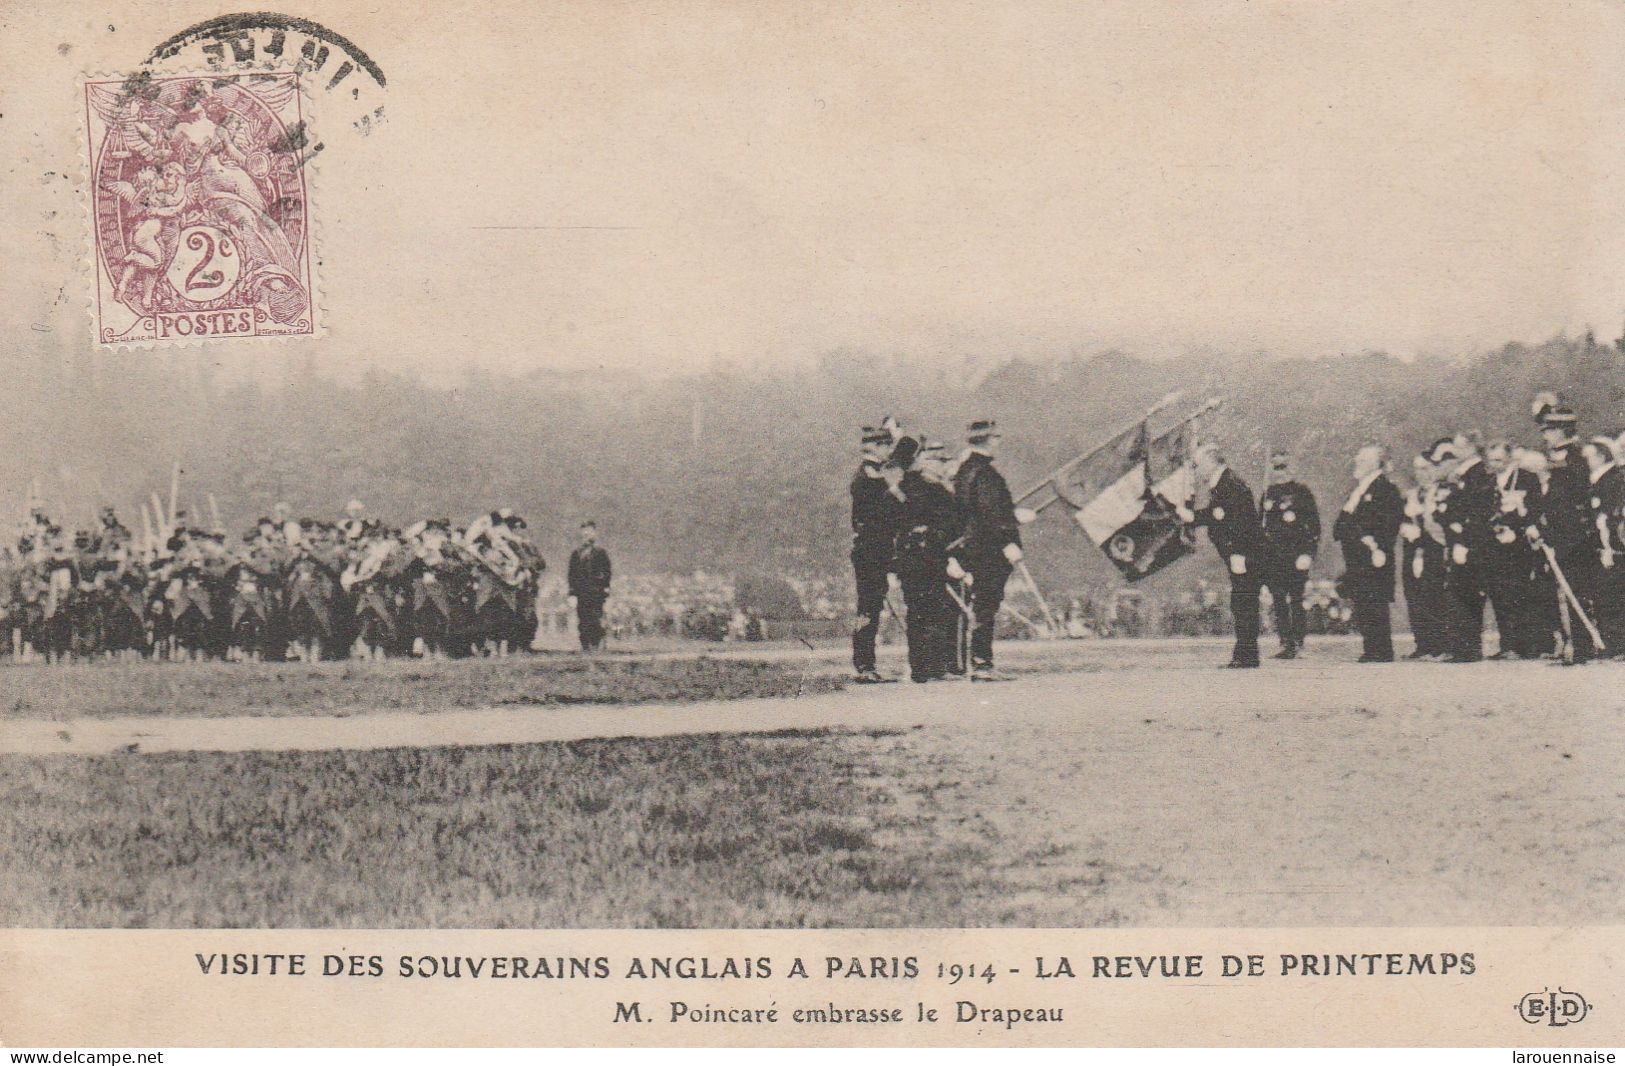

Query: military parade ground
left=2, top=376, right=1624, bottom=929
left=0, top=630, right=1619, bottom=928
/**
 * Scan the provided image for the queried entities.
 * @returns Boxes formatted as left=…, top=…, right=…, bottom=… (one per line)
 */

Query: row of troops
left=1180, top=392, right=1624, bottom=667
left=1, top=501, right=616, bottom=662
left=853, top=393, right=1625, bottom=679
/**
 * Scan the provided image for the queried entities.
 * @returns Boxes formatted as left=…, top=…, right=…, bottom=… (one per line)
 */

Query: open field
left=0, top=653, right=841, bottom=720
left=1, top=639, right=1619, bottom=928
left=0, top=633, right=1299, bottom=724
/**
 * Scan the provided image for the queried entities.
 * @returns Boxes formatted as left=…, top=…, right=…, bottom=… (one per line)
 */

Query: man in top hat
left=1177, top=442, right=1264, bottom=667
left=1533, top=400, right=1599, bottom=663
left=850, top=425, right=903, bottom=682
left=1332, top=443, right=1404, bottom=662
left=893, top=437, right=961, bottom=682
left=950, top=418, right=1022, bottom=681
left=567, top=520, right=612, bottom=652
left=1257, top=450, right=1320, bottom=659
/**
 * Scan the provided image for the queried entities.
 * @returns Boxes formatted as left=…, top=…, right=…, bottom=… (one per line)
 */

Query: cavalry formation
left=2, top=502, right=546, bottom=663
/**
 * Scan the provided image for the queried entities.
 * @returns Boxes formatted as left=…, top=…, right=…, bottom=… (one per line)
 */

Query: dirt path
left=3, top=652, right=1617, bottom=756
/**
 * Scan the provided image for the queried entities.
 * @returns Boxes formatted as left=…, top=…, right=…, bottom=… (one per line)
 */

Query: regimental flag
left=1065, top=421, right=1197, bottom=581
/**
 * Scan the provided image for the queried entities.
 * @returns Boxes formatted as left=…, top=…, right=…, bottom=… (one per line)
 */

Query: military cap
left=1269, top=451, right=1291, bottom=471
left=1531, top=391, right=1562, bottom=425
left=1540, top=404, right=1578, bottom=428
left=967, top=418, right=1000, bottom=443
left=860, top=425, right=890, bottom=445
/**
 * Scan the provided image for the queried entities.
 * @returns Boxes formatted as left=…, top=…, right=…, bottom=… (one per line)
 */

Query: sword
left=945, top=580, right=973, bottom=680
left=1532, top=535, right=1605, bottom=652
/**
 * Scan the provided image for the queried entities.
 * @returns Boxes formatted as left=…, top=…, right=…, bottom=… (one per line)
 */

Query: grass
left=0, top=730, right=1010, bottom=927
left=0, top=655, right=843, bottom=720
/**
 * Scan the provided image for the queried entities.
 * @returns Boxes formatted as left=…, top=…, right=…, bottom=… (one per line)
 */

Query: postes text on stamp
left=84, top=71, right=317, bottom=346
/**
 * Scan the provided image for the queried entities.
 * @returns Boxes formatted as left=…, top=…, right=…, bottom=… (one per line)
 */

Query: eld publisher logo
left=1517, top=988, right=1591, bottom=1027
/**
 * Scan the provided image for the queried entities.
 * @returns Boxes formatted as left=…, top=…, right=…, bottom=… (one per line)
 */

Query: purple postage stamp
left=84, top=71, right=317, bottom=346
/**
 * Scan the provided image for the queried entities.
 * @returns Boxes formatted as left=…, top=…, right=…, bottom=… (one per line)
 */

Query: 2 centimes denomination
left=84, top=71, right=317, bottom=346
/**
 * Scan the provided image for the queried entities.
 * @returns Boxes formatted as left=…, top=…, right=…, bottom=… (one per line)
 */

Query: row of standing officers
left=1182, top=396, right=1622, bottom=667
left=851, top=419, right=1022, bottom=683
left=852, top=395, right=1624, bottom=679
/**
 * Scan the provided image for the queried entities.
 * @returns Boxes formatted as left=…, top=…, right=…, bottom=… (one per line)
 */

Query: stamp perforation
left=78, top=67, right=325, bottom=350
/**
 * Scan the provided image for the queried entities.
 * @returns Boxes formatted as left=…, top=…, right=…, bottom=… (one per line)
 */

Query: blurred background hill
left=4, top=334, right=1622, bottom=597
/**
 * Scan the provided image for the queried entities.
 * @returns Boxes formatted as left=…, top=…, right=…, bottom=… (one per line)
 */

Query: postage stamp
left=83, top=71, right=318, bottom=346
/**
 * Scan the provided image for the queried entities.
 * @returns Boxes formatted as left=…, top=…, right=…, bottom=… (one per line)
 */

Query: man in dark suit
left=949, top=418, right=1022, bottom=681
left=1399, top=451, right=1449, bottom=659
left=1258, top=450, right=1320, bottom=659
left=566, top=521, right=612, bottom=651
left=1581, top=434, right=1624, bottom=655
left=894, top=438, right=961, bottom=682
left=1484, top=440, right=1547, bottom=658
left=1178, top=442, right=1264, bottom=668
left=1433, top=434, right=1498, bottom=662
left=1332, top=444, right=1405, bottom=662
left=850, top=425, right=903, bottom=682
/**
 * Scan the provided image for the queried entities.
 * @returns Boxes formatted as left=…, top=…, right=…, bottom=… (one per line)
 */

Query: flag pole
left=1016, top=394, right=1223, bottom=514
left=1015, top=559, right=1060, bottom=635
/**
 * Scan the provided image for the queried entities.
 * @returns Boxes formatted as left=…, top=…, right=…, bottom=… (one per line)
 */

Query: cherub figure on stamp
left=85, top=72, right=317, bottom=345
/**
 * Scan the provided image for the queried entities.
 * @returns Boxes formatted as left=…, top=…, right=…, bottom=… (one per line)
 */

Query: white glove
left=1228, top=554, right=1246, bottom=576
left=1175, top=504, right=1195, bottom=524
left=567, top=594, right=578, bottom=607
left=1604, top=548, right=1616, bottom=570
left=1412, top=554, right=1424, bottom=579
left=1294, top=553, right=1311, bottom=572
left=1451, top=543, right=1468, bottom=566
left=1014, top=507, right=1038, bottom=525
left=1370, top=549, right=1387, bottom=569
left=945, top=558, right=966, bottom=581
left=1496, top=527, right=1516, bottom=545
left=887, top=572, right=901, bottom=591
left=1002, top=543, right=1023, bottom=565
left=1400, top=523, right=1420, bottom=543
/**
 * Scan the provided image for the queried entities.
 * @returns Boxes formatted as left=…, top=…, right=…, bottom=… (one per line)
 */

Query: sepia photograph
left=1, top=0, right=1622, bottom=1048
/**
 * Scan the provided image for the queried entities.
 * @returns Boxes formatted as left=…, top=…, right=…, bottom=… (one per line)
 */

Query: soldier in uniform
left=893, top=437, right=960, bottom=683
left=1535, top=403, right=1600, bottom=663
left=1332, top=444, right=1404, bottom=662
left=1257, top=450, right=1320, bottom=659
left=849, top=425, right=902, bottom=682
left=949, top=419, right=1022, bottom=681
left=1178, top=442, right=1263, bottom=668
left=1484, top=440, right=1546, bottom=658
left=566, top=520, right=612, bottom=652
